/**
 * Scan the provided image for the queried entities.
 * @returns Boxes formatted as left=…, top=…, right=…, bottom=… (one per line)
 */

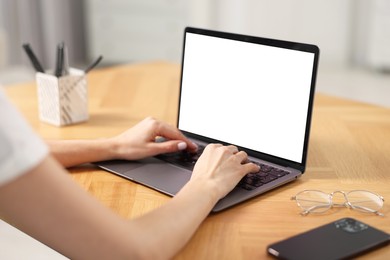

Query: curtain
left=0, top=0, right=86, bottom=70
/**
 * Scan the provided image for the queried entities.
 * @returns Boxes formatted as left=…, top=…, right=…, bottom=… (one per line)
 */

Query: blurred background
left=0, top=0, right=389, bottom=259
left=0, top=0, right=390, bottom=107
left=0, top=0, right=389, bottom=107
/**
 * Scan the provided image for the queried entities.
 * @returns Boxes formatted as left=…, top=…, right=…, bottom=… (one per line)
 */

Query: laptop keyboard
left=238, top=163, right=290, bottom=190
left=157, top=145, right=290, bottom=191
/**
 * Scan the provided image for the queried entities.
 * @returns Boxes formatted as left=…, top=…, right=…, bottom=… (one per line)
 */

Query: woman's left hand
left=109, top=117, right=198, bottom=160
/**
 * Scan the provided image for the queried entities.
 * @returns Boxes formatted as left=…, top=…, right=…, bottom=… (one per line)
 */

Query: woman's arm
left=47, top=138, right=120, bottom=168
left=47, top=117, right=198, bottom=168
left=0, top=145, right=258, bottom=259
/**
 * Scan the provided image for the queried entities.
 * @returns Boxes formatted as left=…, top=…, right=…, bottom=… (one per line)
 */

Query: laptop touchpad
left=125, top=164, right=192, bottom=196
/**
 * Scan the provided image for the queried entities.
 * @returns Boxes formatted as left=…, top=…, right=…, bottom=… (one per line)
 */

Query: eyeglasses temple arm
left=349, top=204, right=385, bottom=217
left=299, top=204, right=331, bottom=216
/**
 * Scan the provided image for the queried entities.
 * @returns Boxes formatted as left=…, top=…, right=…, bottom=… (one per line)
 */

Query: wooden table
left=5, top=61, right=390, bottom=259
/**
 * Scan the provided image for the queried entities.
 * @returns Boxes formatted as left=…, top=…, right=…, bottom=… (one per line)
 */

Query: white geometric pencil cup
left=36, top=68, right=88, bottom=126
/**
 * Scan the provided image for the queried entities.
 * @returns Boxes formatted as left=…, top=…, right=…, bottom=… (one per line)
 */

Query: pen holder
left=36, top=68, right=88, bottom=126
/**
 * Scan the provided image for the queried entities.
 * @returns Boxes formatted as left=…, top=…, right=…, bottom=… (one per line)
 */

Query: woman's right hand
left=190, top=144, right=260, bottom=201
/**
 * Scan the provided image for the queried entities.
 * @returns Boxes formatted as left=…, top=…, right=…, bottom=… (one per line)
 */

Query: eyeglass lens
left=294, top=190, right=331, bottom=214
left=346, top=190, right=384, bottom=213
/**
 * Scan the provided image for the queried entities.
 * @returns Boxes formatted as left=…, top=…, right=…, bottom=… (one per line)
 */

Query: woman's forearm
left=46, top=117, right=199, bottom=168
left=46, top=139, right=117, bottom=168
left=0, top=156, right=218, bottom=260
left=130, top=179, right=218, bottom=259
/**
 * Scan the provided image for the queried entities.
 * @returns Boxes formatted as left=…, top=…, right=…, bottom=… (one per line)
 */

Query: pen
left=22, top=43, right=45, bottom=73
left=84, top=55, right=103, bottom=74
left=60, top=55, right=104, bottom=105
left=55, top=42, right=65, bottom=77
left=63, top=44, right=70, bottom=76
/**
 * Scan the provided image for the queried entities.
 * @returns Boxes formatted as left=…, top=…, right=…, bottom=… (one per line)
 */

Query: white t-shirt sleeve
left=0, top=87, right=49, bottom=186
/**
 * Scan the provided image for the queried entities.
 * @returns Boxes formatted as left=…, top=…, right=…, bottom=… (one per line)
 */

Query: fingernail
left=178, top=142, right=187, bottom=150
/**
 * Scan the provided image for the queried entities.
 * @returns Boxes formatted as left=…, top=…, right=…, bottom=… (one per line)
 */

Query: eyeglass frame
left=291, top=189, right=385, bottom=216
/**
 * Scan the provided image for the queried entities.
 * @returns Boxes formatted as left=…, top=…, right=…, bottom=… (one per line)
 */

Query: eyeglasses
left=291, top=190, right=385, bottom=216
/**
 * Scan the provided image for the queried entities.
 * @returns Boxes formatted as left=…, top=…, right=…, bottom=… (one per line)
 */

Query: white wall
left=85, top=0, right=350, bottom=65
left=85, top=0, right=386, bottom=68
left=213, top=0, right=353, bottom=66
left=1, top=0, right=389, bottom=81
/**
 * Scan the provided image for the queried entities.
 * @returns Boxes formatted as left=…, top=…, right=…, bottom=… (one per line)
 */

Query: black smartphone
left=267, top=218, right=389, bottom=260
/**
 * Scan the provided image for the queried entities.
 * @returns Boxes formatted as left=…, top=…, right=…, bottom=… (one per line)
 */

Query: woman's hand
left=190, top=144, right=260, bottom=201
left=109, top=117, right=198, bottom=161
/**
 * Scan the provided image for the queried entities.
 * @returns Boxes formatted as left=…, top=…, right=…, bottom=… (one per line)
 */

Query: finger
left=234, top=151, right=248, bottom=163
left=243, top=163, right=260, bottom=174
left=149, top=140, right=188, bottom=155
left=233, top=151, right=260, bottom=173
left=225, top=145, right=239, bottom=154
left=242, top=162, right=260, bottom=175
left=156, top=123, right=198, bottom=151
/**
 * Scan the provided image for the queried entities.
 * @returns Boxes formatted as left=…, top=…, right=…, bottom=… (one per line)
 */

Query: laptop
left=96, top=27, right=320, bottom=212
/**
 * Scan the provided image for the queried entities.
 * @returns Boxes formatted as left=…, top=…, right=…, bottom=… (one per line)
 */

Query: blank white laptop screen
left=179, top=32, right=315, bottom=163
